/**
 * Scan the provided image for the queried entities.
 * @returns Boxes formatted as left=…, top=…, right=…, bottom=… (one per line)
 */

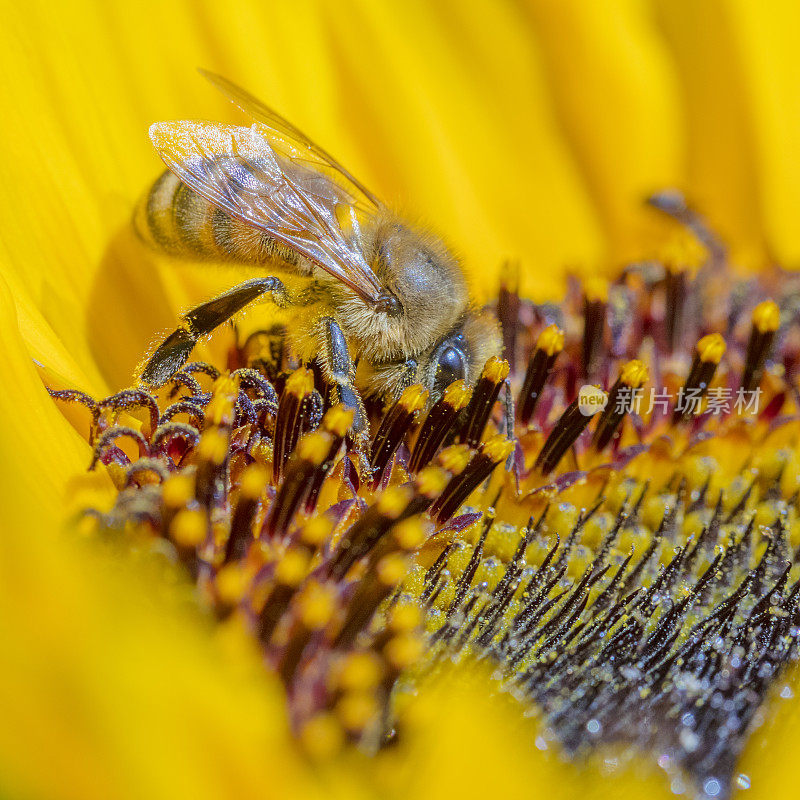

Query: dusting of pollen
left=49, top=196, right=800, bottom=799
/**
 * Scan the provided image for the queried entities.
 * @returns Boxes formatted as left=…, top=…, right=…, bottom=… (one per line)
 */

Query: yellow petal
left=655, top=0, right=800, bottom=270
left=0, top=273, right=98, bottom=518
left=654, top=0, right=765, bottom=270
left=525, top=0, right=685, bottom=266
left=722, top=0, right=800, bottom=267
left=0, top=518, right=342, bottom=800
left=737, top=662, right=800, bottom=799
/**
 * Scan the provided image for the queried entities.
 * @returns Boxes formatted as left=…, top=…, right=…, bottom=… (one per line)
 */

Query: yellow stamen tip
left=285, top=367, right=314, bottom=396
left=697, top=333, right=726, bottom=364
left=660, top=231, right=708, bottom=272
left=752, top=300, right=780, bottom=334
left=384, top=633, right=424, bottom=669
left=620, top=359, right=649, bottom=389
left=162, top=473, right=194, bottom=508
left=376, top=553, right=409, bottom=586
left=239, top=463, right=268, bottom=500
left=483, top=434, right=514, bottom=462
left=215, top=563, right=248, bottom=604
left=389, top=602, right=423, bottom=632
left=536, top=324, right=565, bottom=356
left=414, top=466, right=450, bottom=497
left=393, top=518, right=426, bottom=551
left=198, top=429, right=229, bottom=464
left=300, top=713, right=344, bottom=759
left=322, top=405, right=354, bottom=437
left=300, top=516, right=334, bottom=547
left=437, top=444, right=473, bottom=473
left=297, top=431, right=333, bottom=464
left=334, top=652, right=383, bottom=691
left=399, top=384, right=429, bottom=413
left=443, top=379, right=472, bottom=410
left=584, top=277, right=609, bottom=303
left=275, top=548, right=311, bottom=587
left=336, top=691, right=378, bottom=732
left=376, top=485, right=413, bottom=517
left=298, top=582, right=335, bottom=629
left=483, top=356, right=510, bottom=383
left=170, top=508, right=206, bottom=548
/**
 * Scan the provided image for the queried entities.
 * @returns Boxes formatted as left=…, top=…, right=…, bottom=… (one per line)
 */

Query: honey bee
left=135, top=71, right=500, bottom=440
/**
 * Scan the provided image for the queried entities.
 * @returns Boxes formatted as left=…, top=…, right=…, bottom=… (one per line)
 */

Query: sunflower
left=3, top=1, right=800, bottom=799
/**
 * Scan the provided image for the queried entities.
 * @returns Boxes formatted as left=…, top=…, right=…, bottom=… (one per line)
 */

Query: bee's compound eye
left=435, top=345, right=466, bottom=389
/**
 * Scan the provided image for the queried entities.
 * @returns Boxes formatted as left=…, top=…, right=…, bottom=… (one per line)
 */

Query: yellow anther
left=620, top=359, right=649, bottom=389
left=437, top=444, right=473, bottom=473
left=334, top=652, right=383, bottom=691
left=393, top=518, right=426, bottom=551
left=322, top=405, right=354, bottom=437
left=300, top=516, right=334, bottom=547
left=414, top=466, right=450, bottom=498
left=443, top=379, right=472, bottom=410
left=696, top=333, right=726, bottom=364
left=483, top=434, right=515, bottom=462
left=659, top=230, right=708, bottom=272
left=300, top=713, right=344, bottom=759
left=584, top=276, right=609, bottom=303
left=752, top=300, right=780, bottom=334
left=297, top=582, right=335, bottom=629
left=215, top=563, right=247, bottom=604
left=239, top=462, right=268, bottom=500
left=162, top=473, right=194, bottom=508
left=376, top=553, right=409, bottom=586
left=275, top=548, right=310, bottom=587
left=197, top=429, right=229, bottom=464
left=297, top=430, right=333, bottom=464
left=336, top=691, right=378, bottom=732
left=384, top=633, right=424, bottom=669
left=398, top=384, right=429, bottom=413
left=536, top=323, right=565, bottom=356
left=483, top=356, right=510, bottom=383
left=170, top=508, right=206, bottom=547
left=285, top=367, right=314, bottom=396
left=389, top=602, right=423, bottom=632
left=376, top=485, right=413, bottom=517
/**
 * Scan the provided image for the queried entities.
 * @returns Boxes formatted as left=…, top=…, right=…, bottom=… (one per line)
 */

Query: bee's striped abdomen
left=134, top=168, right=307, bottom=272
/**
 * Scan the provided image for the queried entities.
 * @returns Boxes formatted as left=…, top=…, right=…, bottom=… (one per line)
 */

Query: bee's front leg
left=395, top=358, right=419, bottom=396
left=140, top=276, right=288, bottom=386
left=319, top=317, right=371, bottom=478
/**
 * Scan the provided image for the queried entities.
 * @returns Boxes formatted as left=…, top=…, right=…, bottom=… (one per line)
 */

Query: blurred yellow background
left=2, top=4, right=800, bottom=800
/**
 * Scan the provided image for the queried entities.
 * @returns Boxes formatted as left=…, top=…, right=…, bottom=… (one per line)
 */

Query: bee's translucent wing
left=200, top=69, right=381, bottom=209
left=149, top=120, right=384, bottom=304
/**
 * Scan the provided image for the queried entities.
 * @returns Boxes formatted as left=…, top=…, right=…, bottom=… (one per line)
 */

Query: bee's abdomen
left=134, top=169, right=303, bottom=269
